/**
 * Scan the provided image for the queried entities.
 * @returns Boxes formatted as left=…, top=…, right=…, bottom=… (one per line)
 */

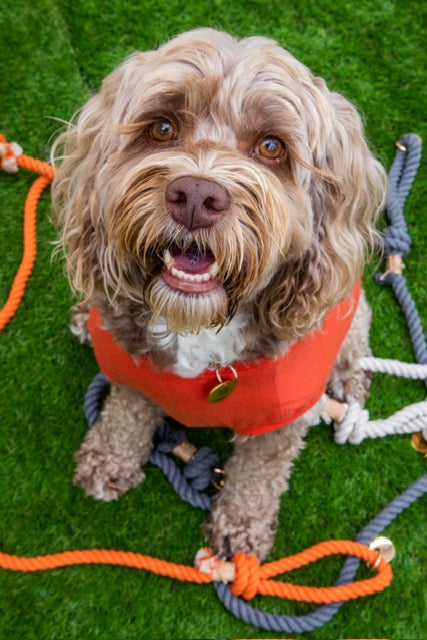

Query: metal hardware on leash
left=395, top=141, right=408, bottom=152
left=369, top=536, right=396, bottom=568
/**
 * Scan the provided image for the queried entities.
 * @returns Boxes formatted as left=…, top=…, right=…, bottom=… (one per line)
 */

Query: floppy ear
left=51, top=54, right=149, bottom=302
left=255, top=87, right=387, bottom=340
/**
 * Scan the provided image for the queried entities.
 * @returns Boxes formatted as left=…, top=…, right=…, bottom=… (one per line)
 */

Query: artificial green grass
left=0, top=0, right=426, bottom=638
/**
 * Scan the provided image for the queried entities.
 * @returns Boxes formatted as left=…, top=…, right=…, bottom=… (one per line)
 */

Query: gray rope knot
left=377, top=133, right=422, bottom=263
left=184, top=447, right=221, bottom=491
left=381, top=226, right=411, bottom=257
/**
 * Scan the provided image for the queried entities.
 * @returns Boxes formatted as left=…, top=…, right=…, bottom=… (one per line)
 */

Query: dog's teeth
left=209, top=262, right=219, bottom=277
left=170, top=267, right=213, bottom=283
left=164, top=249, right=174, bottom=268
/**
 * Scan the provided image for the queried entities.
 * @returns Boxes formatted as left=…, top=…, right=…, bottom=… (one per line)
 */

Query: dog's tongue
left=171, top=244, right=215, bottom=274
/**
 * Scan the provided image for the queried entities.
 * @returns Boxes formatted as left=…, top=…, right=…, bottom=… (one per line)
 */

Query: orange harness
left=88, top=281, right=360, bottom=435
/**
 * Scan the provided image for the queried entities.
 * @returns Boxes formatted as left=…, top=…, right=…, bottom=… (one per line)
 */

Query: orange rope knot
left=0, top=134, right=23, bottom=173
left=196, top=541, right=393, bottom=604
left=230, top=553, right=261, bottom=599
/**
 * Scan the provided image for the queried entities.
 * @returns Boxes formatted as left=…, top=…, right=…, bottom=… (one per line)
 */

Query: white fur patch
left=149, top=313, right=249, bottom=377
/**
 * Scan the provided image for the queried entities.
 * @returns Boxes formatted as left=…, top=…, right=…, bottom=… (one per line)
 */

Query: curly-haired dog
left=52, top=28, right=386, bottom=561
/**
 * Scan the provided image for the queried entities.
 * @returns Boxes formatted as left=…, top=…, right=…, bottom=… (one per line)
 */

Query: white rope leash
left=327, top=356, right=427, bottom=445
left=358, top=357, right=427, bottom=379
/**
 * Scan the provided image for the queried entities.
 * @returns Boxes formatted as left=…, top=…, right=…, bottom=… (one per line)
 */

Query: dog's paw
left=70, top=303, right=92, bottom=345
left=328, top=367, right=371, bottom=406
left=74, top=432, right=145, bottom=501
left=204, top=496, right=277, bottom=562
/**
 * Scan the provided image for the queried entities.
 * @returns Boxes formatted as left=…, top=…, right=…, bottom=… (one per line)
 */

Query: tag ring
left=215, top=365, right=238, bottom=385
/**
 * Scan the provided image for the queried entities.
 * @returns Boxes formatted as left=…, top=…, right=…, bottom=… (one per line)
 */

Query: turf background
left=0, top=1, right=426, bottom=638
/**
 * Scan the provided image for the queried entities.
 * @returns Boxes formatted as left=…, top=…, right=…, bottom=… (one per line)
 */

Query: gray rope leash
left=378, top=272, right=427, bottom=385
left=84, top=371, right=109, bottom=427
left=380, top=133, right=421, bottom=257
left=330, top=133, right=427, bottom=444
left=375, top=133, right=426, bottom=385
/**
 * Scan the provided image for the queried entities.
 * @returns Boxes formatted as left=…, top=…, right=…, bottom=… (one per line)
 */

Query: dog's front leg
left=74, top=383, right=164, bottom=501
left=204, top=403, right=326, bottom=562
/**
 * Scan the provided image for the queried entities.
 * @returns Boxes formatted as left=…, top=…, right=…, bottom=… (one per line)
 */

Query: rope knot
left=381, top=225, right=411, bottom=257
left=230, top=553, right=261, bottom=600
left=0, top=135, right=23, bottom=173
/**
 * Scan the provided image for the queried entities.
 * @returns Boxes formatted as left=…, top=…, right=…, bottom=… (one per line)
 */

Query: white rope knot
left=327, top=356, right=427, bottom=445
left=334, top=401, right=370, bottom=444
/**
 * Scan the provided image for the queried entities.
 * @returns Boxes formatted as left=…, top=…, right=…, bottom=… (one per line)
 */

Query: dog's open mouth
left=162, top=243, right=221, bottom=294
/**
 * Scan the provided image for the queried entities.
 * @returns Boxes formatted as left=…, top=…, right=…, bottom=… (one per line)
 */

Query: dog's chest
left=149, top=314, right=249, bottom=378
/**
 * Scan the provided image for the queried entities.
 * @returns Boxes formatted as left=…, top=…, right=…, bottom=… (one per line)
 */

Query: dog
left=52, top=28, right=386, bottom=561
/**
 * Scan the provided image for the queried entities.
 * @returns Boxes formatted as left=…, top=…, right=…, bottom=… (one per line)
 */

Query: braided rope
left=332, top=134, right=427, bottom=443
left=375, top=133, right=427, bottom=391
left=358, top=356, right=427, bottom=379
left=84, top=372, right=110, bottom=427
left=0, top=539, right=391, bottom=606
left=379, top=273, right=427, bottom=386
left=380, top=133, right=421, bottom=256
left=0, top=172, right=53, bottom=331
left=334, top=398, right=427, bottom=444
left=149, top=450, right=213, bottom=510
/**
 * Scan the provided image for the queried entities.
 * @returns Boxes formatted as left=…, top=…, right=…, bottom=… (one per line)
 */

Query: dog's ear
left=255, top=87, right=387, bottom=340
left=51, top=54, right=149, bottom=301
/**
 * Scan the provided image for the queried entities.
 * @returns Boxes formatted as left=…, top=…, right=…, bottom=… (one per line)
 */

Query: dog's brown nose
left=166, top=176, right=230, bottom=230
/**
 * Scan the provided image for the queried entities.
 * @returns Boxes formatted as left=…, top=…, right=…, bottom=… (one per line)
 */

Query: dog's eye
left=149, top=121, right=176, bottom=142
left=257, top=137, right=286, bottom=160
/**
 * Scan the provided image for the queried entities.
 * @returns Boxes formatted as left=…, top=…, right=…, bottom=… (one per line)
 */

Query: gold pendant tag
left=208, top=366, right=238, bottom=404
left=208, top=380, right=237, bottom=403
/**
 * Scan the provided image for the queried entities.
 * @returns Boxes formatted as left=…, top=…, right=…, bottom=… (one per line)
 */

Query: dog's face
left=53, top=29, right=386, bottom=339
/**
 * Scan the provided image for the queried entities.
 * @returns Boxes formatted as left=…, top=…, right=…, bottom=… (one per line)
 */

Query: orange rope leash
left=0, top=134, right=55, bottom=332
left=0, top=540, right=392, bottom=604
left=0, top=135, right=393, bottom=606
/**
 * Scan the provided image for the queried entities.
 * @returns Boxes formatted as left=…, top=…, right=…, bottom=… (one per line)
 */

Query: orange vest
left=88, top=281, right=360, bottom=436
